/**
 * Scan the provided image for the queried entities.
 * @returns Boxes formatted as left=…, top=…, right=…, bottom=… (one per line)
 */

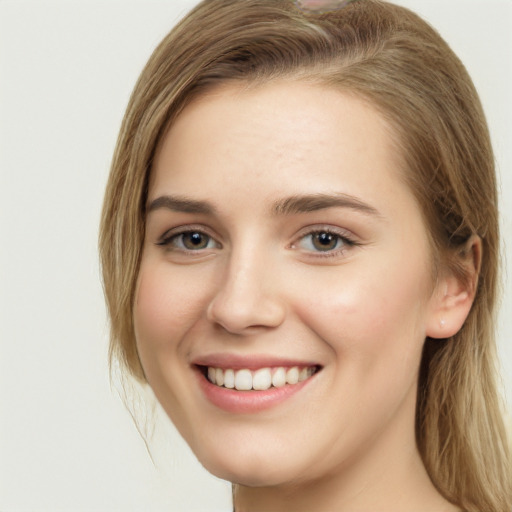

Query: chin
left=197, top=447, right=300, bottom=488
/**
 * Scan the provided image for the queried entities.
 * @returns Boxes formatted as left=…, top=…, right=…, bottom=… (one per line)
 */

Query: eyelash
left=291, top=227, right=358, bottom=259
left=156, top=226, right=221, bottom=252
left=156, top=226, right=358, bottom=258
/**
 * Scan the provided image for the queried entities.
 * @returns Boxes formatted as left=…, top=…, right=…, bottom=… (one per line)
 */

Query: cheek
left=133, top=261, right=210, bottom=358
left=132, top=261, right=211, bottom=440
left=294, top=257, right=431, bottom=359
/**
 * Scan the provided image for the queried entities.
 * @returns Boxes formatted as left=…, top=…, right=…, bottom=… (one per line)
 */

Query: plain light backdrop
left=1, top=1, right=511, bottom=511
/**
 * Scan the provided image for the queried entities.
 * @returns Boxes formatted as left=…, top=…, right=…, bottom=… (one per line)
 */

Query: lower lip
left=195, top=368, right=317, bottom=414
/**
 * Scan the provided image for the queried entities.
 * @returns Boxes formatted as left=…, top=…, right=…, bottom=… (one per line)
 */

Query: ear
left=426, top=235, right=482, bottom=339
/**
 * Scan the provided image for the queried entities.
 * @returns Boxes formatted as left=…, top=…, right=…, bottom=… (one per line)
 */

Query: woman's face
left=134, top=81, right=444, bottom=486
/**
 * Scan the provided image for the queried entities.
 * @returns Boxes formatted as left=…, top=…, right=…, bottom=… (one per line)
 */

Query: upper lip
left=191, top=353, right=321, bottom=370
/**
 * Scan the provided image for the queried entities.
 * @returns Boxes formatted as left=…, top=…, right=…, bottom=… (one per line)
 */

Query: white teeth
left=235, top=369, right=253, bottom=391
left=286, top=366, right=299, bottom=385
left=224, top=369, right=235, bottom=389
left=253, top=368, right=272, bottom=390
left=272, top=367, right=286, bottom=388
left=215, top=368, right=224, bottom=387
left=206, top=365, right=317, bottom=390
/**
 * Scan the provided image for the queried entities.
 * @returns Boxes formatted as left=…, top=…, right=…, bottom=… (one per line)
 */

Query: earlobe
left=426, top=235, right=482, bottom=340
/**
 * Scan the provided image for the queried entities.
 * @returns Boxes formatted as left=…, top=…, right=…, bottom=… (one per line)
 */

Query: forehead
left=149, top=80, right=416, bottom=221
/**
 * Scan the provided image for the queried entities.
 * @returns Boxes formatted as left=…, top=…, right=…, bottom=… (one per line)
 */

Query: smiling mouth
left=198, top=365, right=322, bottom=391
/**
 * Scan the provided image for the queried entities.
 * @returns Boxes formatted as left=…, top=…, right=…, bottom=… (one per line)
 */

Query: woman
left=99, top=0, right=512, bottom=510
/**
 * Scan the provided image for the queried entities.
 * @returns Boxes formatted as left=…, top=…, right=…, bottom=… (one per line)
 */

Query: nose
left=206, top=251, right=286, bottom=335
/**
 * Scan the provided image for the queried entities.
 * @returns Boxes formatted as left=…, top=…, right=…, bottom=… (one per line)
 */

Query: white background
left=0, top=1, right=510, bottom=511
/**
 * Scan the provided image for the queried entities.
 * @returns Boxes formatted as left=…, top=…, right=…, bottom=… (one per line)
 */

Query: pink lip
left=191, top=353, right=318, bottom=371
left=192, top=357, right=320, bottom=414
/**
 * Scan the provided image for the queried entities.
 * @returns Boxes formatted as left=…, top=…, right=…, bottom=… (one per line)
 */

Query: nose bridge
left=207, top=239, right=285, bottom=333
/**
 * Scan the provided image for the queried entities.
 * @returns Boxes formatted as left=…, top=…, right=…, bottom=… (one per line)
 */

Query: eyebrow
left=271, top=193, right=381, bottom=217
left=147, top=195, right=216, bottom=215
left=147, top=192, right=381, bottom=217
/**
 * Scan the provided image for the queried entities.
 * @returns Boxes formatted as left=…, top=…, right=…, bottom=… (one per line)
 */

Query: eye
left=307, top=232, right=343, bottom=251
left=293, top=228, right=356, bottom=256
left=157, top=229, right=219, bottom=251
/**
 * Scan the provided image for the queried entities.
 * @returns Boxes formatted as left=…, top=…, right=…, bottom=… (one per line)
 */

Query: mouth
left=198, top=365, right=321, bottom=391
left=193, top=360, right=322, bottom=413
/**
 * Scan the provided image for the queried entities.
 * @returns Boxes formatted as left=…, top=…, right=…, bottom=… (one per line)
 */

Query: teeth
left=206, top=365, right=317, bottom=390
left=286, top=366, right=299, bottom=385
left=299, top=367, right=309, bottom=382
left=215, top=368, right=224, bottom=387
left=235, top=369, right=252, bottom=391
left=224, top=369, right=235, bottom=389
left=272, top=367, right=286, bottom=388
left=253, top=368, right=272, bottom=390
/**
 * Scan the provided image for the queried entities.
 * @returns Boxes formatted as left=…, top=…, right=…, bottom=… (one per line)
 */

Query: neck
left=233, top=388, right=459, bottom=512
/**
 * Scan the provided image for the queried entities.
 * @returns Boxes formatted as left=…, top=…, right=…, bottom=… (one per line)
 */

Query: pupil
left=314, top=232, right=337, bottom=251
left=318, top=233, right=332, bottom=245
left=184, top=232, right=207, bottom=249
left=189, top=233, right=202, bottom=245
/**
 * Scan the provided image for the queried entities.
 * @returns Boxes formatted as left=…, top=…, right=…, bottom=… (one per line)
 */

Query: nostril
left=206, top=295, right=286, bottom=334
left=205, top=263, right=286, bottom=333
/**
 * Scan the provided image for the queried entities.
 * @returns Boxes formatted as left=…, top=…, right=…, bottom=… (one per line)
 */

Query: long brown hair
left=99, top=1, right=512, bottom=510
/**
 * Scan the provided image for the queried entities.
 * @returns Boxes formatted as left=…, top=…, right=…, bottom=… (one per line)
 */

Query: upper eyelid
left=292, top=224, right=357, bottom=242
left=156, top=230, right=222, bottom=254
left=290, top=226, right=360, bottom=256
left=158, top=224, right=220, bottom=243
